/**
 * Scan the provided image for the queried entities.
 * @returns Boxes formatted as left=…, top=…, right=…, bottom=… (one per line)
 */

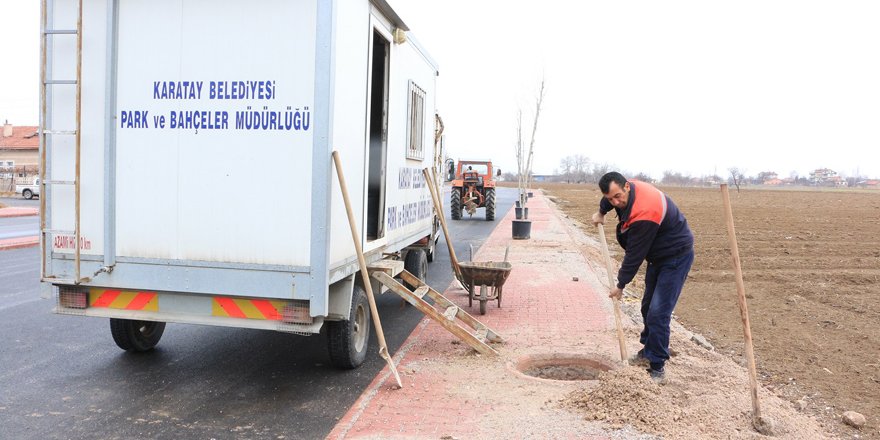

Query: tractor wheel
left=485, top=188, right=496, bottom=221
left=450, top=189, right=462, bottom=220
left=327, top=285, right=370, bottom=369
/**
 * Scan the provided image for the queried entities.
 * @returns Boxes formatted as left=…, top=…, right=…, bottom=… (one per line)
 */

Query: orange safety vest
left=621, top=181, right=668, bottom=233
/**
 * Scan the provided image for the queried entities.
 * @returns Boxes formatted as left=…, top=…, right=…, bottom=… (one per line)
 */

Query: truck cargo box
left=41, top=0, right=443, bottom=366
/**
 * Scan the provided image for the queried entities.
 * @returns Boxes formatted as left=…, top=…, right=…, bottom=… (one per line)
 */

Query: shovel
left=596, top=223, right=629, bottom=365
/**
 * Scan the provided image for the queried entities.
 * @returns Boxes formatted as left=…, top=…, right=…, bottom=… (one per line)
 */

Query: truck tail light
left=58, top=286, right=88, bottom=309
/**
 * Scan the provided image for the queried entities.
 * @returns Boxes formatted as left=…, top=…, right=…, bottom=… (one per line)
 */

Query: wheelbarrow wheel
left=479, top=285, right=487, bottom=315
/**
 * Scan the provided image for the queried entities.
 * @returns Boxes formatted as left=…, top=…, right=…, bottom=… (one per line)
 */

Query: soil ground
left=538, top=183, right=880, bottom=438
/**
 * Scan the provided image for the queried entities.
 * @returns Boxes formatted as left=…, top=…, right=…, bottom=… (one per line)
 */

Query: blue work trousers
left=640, top=249, right=694, bottom=367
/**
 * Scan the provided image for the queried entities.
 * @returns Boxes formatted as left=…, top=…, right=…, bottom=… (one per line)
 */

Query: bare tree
left=661, top=170, right=692, bottom=186
left=587, top=162, right=612, bottom=183
left=515, top=79, right=546, bottom=206
left=558, top=156, right=573, bottom=182
left=728, top=167, right=746, bottom=192
left=573, top=154, right=590, bottom=182
left=755, top=171, right=777, bottom=183
left=632, top=172, right=654, bottom=183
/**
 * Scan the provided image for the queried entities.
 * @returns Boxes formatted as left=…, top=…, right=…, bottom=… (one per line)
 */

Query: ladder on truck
left=39, top=0, right=85, bottom=284
left=370, top=269, right=503, bottom=356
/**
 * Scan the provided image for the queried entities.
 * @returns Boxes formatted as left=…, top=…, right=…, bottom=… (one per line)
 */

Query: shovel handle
left=597, top=223, right=629, bottom=363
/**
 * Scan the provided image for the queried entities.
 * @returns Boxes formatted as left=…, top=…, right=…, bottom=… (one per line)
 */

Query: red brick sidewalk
left=0, top=207, right=39, bottom=250
left=328, top=193, right=631, bottom=439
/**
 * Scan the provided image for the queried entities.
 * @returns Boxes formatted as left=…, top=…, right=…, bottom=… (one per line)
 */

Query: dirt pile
left=563, top=331, right=829, bottom=439
left=565, top=366, right=679, bottom=431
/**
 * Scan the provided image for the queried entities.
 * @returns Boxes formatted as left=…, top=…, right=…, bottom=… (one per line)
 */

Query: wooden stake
left=597, top=223, right=629, bottom=364
left=332, top=151, right=402, bottom=388
left=720, top=184, right=762, bottom=421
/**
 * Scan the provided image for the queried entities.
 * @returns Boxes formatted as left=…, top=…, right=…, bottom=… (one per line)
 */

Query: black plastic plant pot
left=515, top=207, right=529, bottom=220
left=515, top=200, right=522, bottom=208
left=512, top=219, right=531, bottom=239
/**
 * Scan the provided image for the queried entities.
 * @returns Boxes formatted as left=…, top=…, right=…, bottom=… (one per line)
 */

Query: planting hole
left=514, top=354, right=612, bottom=382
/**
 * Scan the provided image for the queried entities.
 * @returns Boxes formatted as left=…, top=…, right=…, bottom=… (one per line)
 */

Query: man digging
left=592, top=172, right=695, bottom=383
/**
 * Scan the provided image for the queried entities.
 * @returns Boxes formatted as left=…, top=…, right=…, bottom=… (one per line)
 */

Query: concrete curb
left=0, top=207, right=39, bottom=218
left=0, top=236, right=40, bottom=251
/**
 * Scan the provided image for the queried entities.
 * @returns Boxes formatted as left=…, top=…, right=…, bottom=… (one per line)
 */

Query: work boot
left=647, top=364, right=666, bottom=385
left=628, top=348, right=649, bottom=366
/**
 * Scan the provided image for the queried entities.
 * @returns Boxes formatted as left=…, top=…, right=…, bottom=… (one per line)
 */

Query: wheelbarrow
left=459, top=260, right=511, bottom=315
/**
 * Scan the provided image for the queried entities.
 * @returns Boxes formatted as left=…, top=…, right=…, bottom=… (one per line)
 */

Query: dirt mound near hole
left=562, top=332, right=830, bottom=439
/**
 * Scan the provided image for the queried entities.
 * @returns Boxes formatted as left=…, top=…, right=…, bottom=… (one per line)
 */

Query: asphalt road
left=0, top=215, right=39, bottom=240
left=0, top=186, right=516, bottom=440
left=0, top=196, right=40, bottom=208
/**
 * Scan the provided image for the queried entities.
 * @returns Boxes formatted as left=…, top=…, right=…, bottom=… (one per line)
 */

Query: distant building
left=763, top=178, right=784, bottom=186
left=810, top=168, right=846, bottom=186
left=0, top=122, right=39, bottom=179
left=531, top=174, right=559, bottom=182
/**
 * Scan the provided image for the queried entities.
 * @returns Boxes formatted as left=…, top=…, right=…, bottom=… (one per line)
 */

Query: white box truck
left=40, top=0, right=443, bottom=368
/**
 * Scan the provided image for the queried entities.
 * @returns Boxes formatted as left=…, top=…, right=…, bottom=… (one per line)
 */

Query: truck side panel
left=328, top=1, right=439, bottom=272
left=113, top=0, right=317, bottom=267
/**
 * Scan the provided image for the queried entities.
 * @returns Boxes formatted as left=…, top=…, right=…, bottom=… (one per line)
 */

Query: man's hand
left=591, top=212, right=605, bottom=226
left=609, top=286, right=623, bottom=300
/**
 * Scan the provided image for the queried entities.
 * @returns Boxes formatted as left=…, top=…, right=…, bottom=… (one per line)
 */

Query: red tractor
left=450, top=160, right=497, bottom=221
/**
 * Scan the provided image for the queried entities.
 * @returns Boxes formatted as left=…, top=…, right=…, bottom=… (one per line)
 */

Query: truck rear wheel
left=485, top=188, right=496, bottom=221
left=451, top=189, right=462, bottom=220
left=327, top=285, right=370, bottom=369
left=110, top=319, right=165, bottom=352
left=404, top=249, right=427, bottom=289
left=23, top=189, right=34, bottom=200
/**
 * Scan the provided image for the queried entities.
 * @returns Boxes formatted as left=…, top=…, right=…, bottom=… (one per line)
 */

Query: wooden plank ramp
left=370, top=269, right=503, bottom=356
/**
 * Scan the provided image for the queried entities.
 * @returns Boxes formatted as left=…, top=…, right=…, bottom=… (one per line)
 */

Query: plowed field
left=541, top=183, right=880, bottom=437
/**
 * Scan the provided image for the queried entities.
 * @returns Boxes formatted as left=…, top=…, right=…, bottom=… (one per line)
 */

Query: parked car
left=16, top=177, right=40, bottom=200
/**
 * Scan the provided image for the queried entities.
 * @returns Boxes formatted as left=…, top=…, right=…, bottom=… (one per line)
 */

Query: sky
left=2, top=1, right=879, bottom=179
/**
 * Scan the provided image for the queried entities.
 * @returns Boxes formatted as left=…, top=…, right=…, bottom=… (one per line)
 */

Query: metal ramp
left=369, top=269, right=503, bottom=356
